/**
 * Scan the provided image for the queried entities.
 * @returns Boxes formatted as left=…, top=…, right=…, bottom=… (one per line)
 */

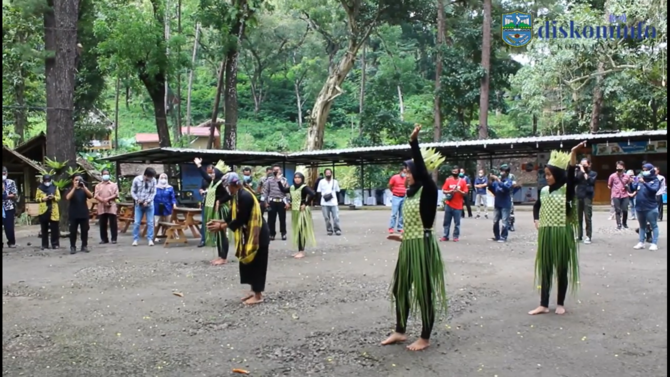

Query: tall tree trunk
left=532, top=113, right=538, bottom=136
left=358, top=44, right=366, bottom=135
left=294, top=81, right=304, bottom=129
left=222, top=17, right=245, bottom=150
left=186, top=23, right=200, bottom=131
left=138, top=71, right=171, bottom=148
left=650, top=98, right=659, bottom=130
left=477, top=0, right=492, bottom=170
left=433, top=0, right=446, bottom=180
left=397, top=85, right=405, bottom=121
left=164, top=0, right=172, bottom=140
left=175, top=0, right=182, bottom=143
left=12, top=75, right=27, bottom=145
left=114, top=76, right=120, bottom=149
left=44, top=0, right=80, bottom=232
left=589, top=63, right=604, bottom=133
left=125, top=85, right=130, bottom=110
left=207, top=59, right=226, bottom=149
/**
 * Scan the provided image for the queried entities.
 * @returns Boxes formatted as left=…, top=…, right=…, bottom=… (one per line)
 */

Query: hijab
left=404, top=160, right=422, bottom=197
left=156, top=173, right=170, bottom=189
left=293, top=172, right=305, bottom=188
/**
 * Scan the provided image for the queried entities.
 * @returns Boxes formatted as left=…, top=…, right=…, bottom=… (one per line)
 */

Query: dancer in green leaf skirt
left=195, top=158, right=232, bottom=266
left=381, top=124, right=448, bottom=352
left=279, top=171, right=316, bottom=259
left=529, top=141, right=585, bottom=315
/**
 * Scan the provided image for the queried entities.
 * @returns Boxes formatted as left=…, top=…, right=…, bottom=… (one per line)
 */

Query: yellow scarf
left=233, top=187, right=263, bottom=264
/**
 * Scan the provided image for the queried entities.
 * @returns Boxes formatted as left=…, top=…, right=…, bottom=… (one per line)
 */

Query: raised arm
left=278, top=181, right=290, bottom=194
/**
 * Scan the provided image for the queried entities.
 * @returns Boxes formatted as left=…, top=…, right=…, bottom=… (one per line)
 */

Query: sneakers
left=497, top=239, right=506, bottom=243
left=453, top=238, right=459, bottom=242
left=398, top=229, right=403, bottom=234
left=132, top=240, right=138, bottom=246
left=633, top=242, right=645, bottom=249
left=440, top=237, right=449, bottom=242
left=388, top=228, right=394, bottom=234
left=148, top=240, right=154, bottom=246
left=649, top=244, right=658, bottom=251
left=584, top=237, right=592, bottom=244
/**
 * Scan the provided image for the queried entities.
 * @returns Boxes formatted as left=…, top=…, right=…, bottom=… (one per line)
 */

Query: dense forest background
left=2, top=0, right=667, bottom=161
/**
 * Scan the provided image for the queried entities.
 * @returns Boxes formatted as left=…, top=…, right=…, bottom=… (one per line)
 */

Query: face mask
left=243, top=176, right=252, bottom=183
left=479, top=173, right=484, bottom=177
left=400, top=173, right=406, bottom=177
left=326, top=175, right=332, bottom=180
left=2, top=175, right=6, bottom=181
left=642, top=171, right=651, bottom=176
left=616, top=168, right=624, bottom=172
left=159, top=179, right=167, bottom=185
left=44, top=182, right=51, bottom=187
left=459, top=173, right=464, bottom=177
left=452, top=172, right=459, bottom=177
left=102, top=175, right=110, bottom=181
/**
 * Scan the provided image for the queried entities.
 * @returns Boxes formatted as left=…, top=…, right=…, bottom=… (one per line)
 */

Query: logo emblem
left=502, top=11, right=533, bottom=47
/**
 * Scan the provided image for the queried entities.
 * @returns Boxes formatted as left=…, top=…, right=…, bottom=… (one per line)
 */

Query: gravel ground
left=2, top=210, right=667, bottom=377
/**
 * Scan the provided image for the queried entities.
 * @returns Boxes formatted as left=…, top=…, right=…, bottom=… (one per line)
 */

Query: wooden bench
left=87, top=199, right=98, bottom=222
left=157, top=222, right=188, bottom=247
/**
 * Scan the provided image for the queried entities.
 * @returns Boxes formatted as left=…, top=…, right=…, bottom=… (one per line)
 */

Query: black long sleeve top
left=533, top=165, right=577, bottom=220
left=279, top=182, right=315, bottom=205
left=408, top=139, right=438, bottom=228
left=198, top=166, right=230, bottom=203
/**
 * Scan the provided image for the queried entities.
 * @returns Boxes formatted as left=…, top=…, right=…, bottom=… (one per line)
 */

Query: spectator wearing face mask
left=131, top=167, right=157, bottom=246
left=66, top=175, right=94, bottom=254
left=35, top=174, right=61, bottom=250
left=154, top=173, right=177, bottom=241
left=440, top=165, right=468, bottom=242
left=388, top=166, right=407, bottom=234
left=632, top=164, right=661, bottom=250
left=94, top=169, right=119, bottom=244
left=607, top=161, right=631, bottom=230
left=473, top=169, right=489, bottom=219
left=626, top=170, right=638, bottom=220
left=317, top=168, right=342, bottom=235
left=2, top=166, right=18, bottom=248
left=575, top=158, right=597, bottom=244
left=459, top=168, right=473, bottom=218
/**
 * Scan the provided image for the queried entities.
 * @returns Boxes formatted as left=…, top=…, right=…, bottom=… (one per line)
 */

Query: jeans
left=630, top=198, right=637, bottom=218
left=475, top=194, right=488, bottom=216
left=612, top=197, right=629, bottom=228
left=442, top=205, right=462, bottom=239
left=577, top=197, right=593, bottom=239
left=389, top=196, right=405, bottom=230
left=321, top=205, right=341, bottom=233
left=2, top=208, right=16, bottom=246
left=200, top=206, right=206, bottom=243
left=636, top=208, right=659, bottom=244
left=133, top=204, right=155, bottom=241
left=658, top=195, right=664, bottom=221
left=493, top=207, right=510, bottom=240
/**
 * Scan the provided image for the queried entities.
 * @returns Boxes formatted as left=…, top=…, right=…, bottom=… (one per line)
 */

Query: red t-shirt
left=442, top=177, right=469, bottom=209
left=389, top=174, right=407, bottom=197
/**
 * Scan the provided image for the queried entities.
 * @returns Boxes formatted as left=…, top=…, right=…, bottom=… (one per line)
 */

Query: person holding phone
left=35, top=174, right=61, bottom=250
left=66, top=175, right=93, bottom=254
left=440, top=165, right=468, bottom=242
left=95, top=169, right=119, bottom=244
left=262, top=165, right=289, bottom=240
left=607, top=161, right=631, bottom=230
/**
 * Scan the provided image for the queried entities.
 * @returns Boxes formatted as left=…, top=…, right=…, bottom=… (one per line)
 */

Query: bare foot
left=293, top=252, right=305, bottom=259
left=555, top=306, right=566, bottom=315
left=381, top=332, right=407, bottom=345
left=407, top=338, right=430, bottom=351
left=528, top=306, right=550, bottom=315
left=241, top=291, right=254, bottom=302
left=211, top=258, right=227, bottom=266
left=243, top=295, right=264, bottom=305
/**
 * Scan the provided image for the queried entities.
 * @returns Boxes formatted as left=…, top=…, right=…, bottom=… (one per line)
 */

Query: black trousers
left=99, top=213, right=118, bottom=242
left=217, top=232, right=229, bottom=259
left=3, top=208, right=16, bottom=246
left=393, top=266, right=435, bottom=340
left=577, top=198, right=593, bottom=239
left=69, top=218, right=89, bottom=248
left=612, top=197, right=629, bottom=227
left=267, top=201, right=287, bottom=236
left=297, top=230, right=305, bottom=252
left=540, top=267, right=568, bottom=307
left=39, top=218, right=60, bottom=247
left=658, top=196, right=664, bottom=221
left=464, top=193, right=472, bottom=217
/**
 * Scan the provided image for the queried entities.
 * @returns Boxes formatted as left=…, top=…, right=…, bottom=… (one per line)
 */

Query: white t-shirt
left=317, top=178, right=340, bottom=206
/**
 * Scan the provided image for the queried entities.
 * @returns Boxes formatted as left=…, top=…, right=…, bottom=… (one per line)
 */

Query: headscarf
left=156, top=173, right=170, bottom=189
left=403, top=159, right=422, bottom=197
left=221, top=172, right=240, bottom=188
left=546, top=161, right=571, bottom=217
left=293, top=172, right=306, bottom=188
left=38, top=175, right=57, bottom=221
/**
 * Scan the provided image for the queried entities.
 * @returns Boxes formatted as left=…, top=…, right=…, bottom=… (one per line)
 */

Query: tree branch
left=300, top=11, right=336, bottom=46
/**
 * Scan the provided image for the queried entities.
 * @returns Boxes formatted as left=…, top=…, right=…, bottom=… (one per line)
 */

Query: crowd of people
left=1, top=130, right=667, bottom=351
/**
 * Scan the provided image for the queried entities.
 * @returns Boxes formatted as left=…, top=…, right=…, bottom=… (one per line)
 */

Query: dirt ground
left=2, top=210, right=667, bottom=377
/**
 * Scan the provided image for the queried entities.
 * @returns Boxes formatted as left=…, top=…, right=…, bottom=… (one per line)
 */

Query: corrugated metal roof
left=2, top=146, right=47, bottom=173
left=136, top=128, right=220, bottom=143
left=289, top=130, right=668, bottom=157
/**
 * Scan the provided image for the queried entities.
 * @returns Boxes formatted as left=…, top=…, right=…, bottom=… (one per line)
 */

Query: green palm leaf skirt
left=534, top=225, right=579, bottom=294
left=391, top=235, right=448, bottom=327
left=291, top=208, right=316, bottom=249
left=204, top=205, right=230, bottom=248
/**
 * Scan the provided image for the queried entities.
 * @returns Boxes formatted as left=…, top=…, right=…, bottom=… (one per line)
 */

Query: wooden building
left=2, top=145, right=46, bottom=214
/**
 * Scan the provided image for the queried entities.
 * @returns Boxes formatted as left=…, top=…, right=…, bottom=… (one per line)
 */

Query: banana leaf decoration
left=214, top=160, right=231, bottom=174
left=421, top=148, right=446, bottom=171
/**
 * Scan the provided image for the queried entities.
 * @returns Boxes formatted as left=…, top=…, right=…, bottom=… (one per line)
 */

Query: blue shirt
left=489, top=178, right=513, bottom=209
left=154, top=186, right=177, bottom=216
left=632, top=175, right=660, bottom=212
left=474, top=176, right=488, bottom=195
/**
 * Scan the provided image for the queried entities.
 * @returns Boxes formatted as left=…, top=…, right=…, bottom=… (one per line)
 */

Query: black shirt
left=575, top=169, right=597, bottom=199
left=68, top=187, right=90, bottom=220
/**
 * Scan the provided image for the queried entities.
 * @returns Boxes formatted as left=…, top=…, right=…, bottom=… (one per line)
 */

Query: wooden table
left=88, top=199, right=98, bottom=221
left=117, top=202, right=136, bottom=233
left=171, top=207, right=202, bottom=238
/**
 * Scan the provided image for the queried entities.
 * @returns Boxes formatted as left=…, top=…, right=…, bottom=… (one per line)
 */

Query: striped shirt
left=3, top=179, right=18, bottom=210
left=131, top=175, right=157, bottom=203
